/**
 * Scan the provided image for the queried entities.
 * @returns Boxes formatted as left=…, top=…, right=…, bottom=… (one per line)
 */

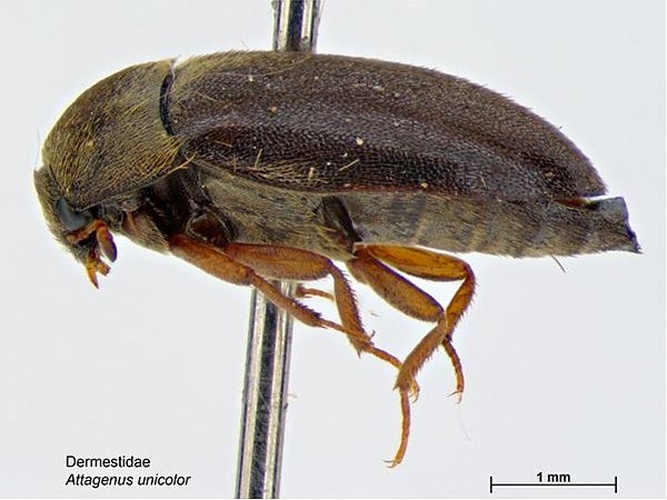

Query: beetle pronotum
left=34, top=51, right=639, bottom=466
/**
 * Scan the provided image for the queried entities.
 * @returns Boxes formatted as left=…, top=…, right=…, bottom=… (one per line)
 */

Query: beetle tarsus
left=347, top=245, right=475, bottom=461
left=385, top=388, right=411, bottom=468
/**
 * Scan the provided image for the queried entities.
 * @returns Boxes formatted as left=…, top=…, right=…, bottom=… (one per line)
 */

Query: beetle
left=34, top=51, right=639, bottom=466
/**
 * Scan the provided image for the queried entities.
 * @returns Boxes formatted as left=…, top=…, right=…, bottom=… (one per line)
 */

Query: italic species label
left=64, top=455, right=192, bottom=489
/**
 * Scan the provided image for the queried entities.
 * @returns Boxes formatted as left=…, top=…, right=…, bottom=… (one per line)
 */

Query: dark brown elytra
left=34, top=51, right=639, bottom=466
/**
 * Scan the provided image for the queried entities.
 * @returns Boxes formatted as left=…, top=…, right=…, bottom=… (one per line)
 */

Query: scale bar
left=490, top=476, right=618, bottom=494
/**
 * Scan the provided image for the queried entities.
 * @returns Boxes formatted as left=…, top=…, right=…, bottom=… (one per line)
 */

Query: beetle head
left=33, top=59, right=182, bottom=286
left=34, top=166, right=117, bottom=287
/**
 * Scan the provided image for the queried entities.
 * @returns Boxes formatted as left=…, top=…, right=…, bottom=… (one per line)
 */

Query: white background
left=0, top=0, right=664, bottom=497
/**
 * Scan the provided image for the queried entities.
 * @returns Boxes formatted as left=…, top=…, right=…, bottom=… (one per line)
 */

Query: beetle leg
left=168, top=235, right=403, bottom=373
left=347, top=245, right=475, bottom=467
left=295, top=284, right=334, bottom=301
left=222, top=242, right=411, bottom=370
left=361, top=245, right=476, bottom=395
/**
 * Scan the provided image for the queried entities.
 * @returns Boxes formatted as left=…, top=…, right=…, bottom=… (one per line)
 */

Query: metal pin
left=234, top=1, right=320, bottom=498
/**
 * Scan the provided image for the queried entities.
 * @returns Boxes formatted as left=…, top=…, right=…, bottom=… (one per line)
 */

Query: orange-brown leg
left=364, top=245, right=476, bottom=394
left=295, top=284, right=334, bottom=301
left=347, top=245, right=475, bottom=466
left=169, top=235, right=403, bottom=372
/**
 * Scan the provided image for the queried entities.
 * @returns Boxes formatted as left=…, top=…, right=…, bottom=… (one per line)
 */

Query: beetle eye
left=56, top=197, right=93, bottom=231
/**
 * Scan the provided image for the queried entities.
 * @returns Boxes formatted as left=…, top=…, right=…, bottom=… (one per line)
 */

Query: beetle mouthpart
left=85, top=252, right=111, bottom=288
left=95, top=223, right=118, bottom=262
left=86, top=225, right=116, bottom=287
left=65, top=219, right=117, bottom=287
